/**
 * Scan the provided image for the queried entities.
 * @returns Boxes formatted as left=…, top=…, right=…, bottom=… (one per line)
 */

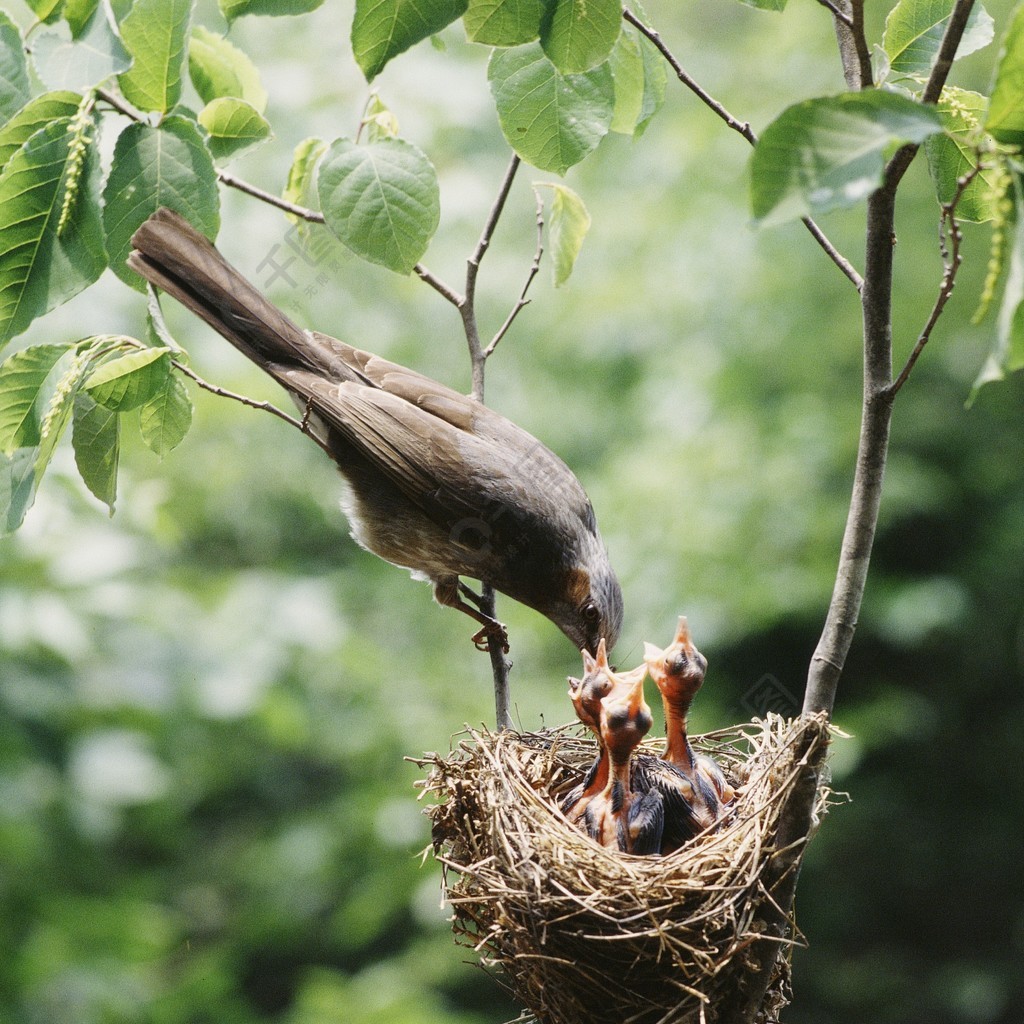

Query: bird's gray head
left=550, top=549, right=623, bottom=657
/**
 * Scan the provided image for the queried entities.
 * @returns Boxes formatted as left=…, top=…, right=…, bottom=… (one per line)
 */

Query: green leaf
left=488, top=43, right=615, bottom=175
left=352, top=0, right=469, bottom=81
left=987, top=3, right=1024, bottom=145
left=608, top=21, right=665, bottom=137
left=0, top=118, right=107, bottom=347
left=317, top=136, right=439, bottom=274
left=139, top=370, right=192, bottom=456
left=0, top=343, right=73, bottom=452
left=72, top=391, right=119, bottom=511
left=64, top=0, right=101, bottom=38
left=971, top=171, right=1024, bottom=400
left=735, top=0, right=787, bottom=10
left=85, top=346, right=172, bottom=410
left=540, top=0, right=620, bottom=74
left=0, top=446, right=38, bottom=532
left=102, top=117, right=220, bottom=290
left=925, top=88, right=999, bottom=223
left=220, top=0, right=324, bottom=20
left=24, top=0, right=63, bottom=23
left=0, top=91, right=82, bottom=173
left=750, top=91, right=943, bottom=227
left=0, top=13, right=31, bottom=126
left=284, top=135, right=327, bottom=217
left=463, top=0, right=544, bottom=45
left=362, top=93, right=400, bottom=143
left=188, top=25, right=267, bottom=114
left=546, top=183, right=590, bottom=286
left=198, top=96, right=271, bottom=160
left=117, top=0, right=192, bottom=114
left=883, top=0, right=994, bottom=78
left=30, top=7, right=132, bottom=92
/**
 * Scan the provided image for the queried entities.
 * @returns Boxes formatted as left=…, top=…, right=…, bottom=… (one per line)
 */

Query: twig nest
left=417, top=713, right=834, bottom=1024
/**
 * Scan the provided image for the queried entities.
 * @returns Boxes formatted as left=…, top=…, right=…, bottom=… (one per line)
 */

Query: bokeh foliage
left=1, top=0, right=1023, bottom=1023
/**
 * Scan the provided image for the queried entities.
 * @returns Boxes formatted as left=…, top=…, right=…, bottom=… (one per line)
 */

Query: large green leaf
left=30, top=7, right=132, bottom=92
left=986, top=3, right=1024, bottom=146
left=0, top=12, right=31, bottom=126
left=352, top=0, right=469, bottom=81
left=102, top=117, right=220, bottom=289
left=488, top=43, right=614, bottom=174
left=64, top=0, right=101, bottom=38
left=463, top=0, right=544, bottom=45
left=0, top=118, right=107, bottom=347
left=23, top=0, right=63, bottom=23
left=140, top=370, right=192, bottom=456
left=220, top=0, right=324, bottom=20
left=198, top=97, right=271, bottom=161
left=925, top=88, right=998, bottom=223
left=72, top=392, right=119, bottom=511
left=117, top=0, right=193, bottom=114
left=0, top=343, right=73, bottom=453
left=317, top=136, right=439, bottom=274
left=0, top=91, right=82, bottom=173
left=608, top=21, right=666, bottom=138
left=540, top=0, right=620, bottom=74
left=85, top=346, right=172, bottom=411
left=883, top=0, right=994, bottom=78
left=188, top=25, right=268, bottom=113
left=750, top=91, right=943, bottom=226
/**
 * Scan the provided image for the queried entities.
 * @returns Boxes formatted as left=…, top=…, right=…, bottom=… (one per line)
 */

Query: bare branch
left=887, top=165, right=980, bottom=396
left=817, top=0, right=853, bottom=27
left=622, top=7, right=861, bottom=289
left=622, top=8, right=756, bottom=145
left=922, top=0, right=978, bottom=104
left=484, top=188, right=545, bottom=358
left=170, top=359, right=335, bottom=459
left=217, top=169, right=326, bottom=224
left=414, top=263, right=465, bottom=307
left=831, top=0, right=873, bottom=89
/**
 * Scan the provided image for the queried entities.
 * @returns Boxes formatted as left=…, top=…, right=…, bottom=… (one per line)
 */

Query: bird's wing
left=277, top=367, right=508, bottom=527
left=627, top=789, right=666, bottom=856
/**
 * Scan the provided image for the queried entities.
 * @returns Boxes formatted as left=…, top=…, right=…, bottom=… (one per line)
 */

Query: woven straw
left=416, top=713, right=834, bottom=1024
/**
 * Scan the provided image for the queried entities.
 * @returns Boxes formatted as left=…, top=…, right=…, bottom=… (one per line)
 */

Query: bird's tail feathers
left=128, top=208, right=315, bottom=373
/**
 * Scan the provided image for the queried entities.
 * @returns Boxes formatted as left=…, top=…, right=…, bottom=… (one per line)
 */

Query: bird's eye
left=582, top=601, right=601, bottom=624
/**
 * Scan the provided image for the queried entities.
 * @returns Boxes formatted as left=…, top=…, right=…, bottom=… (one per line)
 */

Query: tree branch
left=887, top=165, right=978, bottom=397
left=719, top=5, right=981, bottom=1020
left=622, top=7, right=863, bottom=291
left=831, top=0, right=873, bottom=89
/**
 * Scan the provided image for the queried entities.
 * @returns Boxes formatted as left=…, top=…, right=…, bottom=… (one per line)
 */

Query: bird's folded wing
left=278, top=367, right=496, bottom=526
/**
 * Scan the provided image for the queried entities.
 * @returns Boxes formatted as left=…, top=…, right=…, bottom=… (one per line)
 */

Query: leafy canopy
left=0, top=0, right=1022, bottom=531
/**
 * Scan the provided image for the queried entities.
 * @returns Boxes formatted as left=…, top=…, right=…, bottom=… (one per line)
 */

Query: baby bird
left=569, top=663, right=665, bottom=855
left=643, top=617, right=734, bottom=843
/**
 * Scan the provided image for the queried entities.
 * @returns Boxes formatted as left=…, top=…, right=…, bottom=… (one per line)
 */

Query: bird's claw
left=471, top=621, right=510, bottom=654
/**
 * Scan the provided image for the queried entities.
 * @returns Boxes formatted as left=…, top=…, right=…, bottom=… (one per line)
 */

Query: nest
left=415, top=713, right=835, bottom=1024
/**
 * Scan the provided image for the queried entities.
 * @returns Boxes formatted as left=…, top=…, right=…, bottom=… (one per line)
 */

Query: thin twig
left=622, top=8, right=862, bottom=290
left=414, top=263, right=465, bottom=306
left=816, top=0, right=853, bottom=26
left=217, top=169, right=326, bottom=223
left=622, top=8, right=755, bottom=145
left=484, top=188, right=545, bottom=358
left=170, top=358, right=335, bottom=458
left=887, top=165, right=980, bottom=396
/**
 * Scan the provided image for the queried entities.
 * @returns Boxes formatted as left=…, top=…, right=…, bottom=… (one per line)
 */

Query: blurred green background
left=2, top=0, right=1023, bottom=1021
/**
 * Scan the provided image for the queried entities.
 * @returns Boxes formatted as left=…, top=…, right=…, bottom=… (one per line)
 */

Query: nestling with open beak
left=562, top=639, right=616, bottom=819
left=567, top=662, right=665, bottom=856
left=643, top=616, right=735, bottom=839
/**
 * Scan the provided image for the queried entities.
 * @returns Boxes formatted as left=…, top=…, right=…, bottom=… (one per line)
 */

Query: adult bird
left=642, top=617, right=734, bottom=843
left=129, top=208, right=623, bottom=655
left=570, top=662, right=664, bottom=856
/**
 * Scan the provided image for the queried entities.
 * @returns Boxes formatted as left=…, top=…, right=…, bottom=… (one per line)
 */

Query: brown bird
left=128, top=208, right=623, bottom=655
left=571, top=662, right=664, bottom=855
left=643, top=617, right=734, bottom=840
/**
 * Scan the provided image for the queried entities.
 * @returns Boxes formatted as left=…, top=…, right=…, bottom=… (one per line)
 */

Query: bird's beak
left=642, top=640, right=663, bottom=667
left=623, top=664, right=649, bottom=716
left=673, top=615, right=691, bottom=646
